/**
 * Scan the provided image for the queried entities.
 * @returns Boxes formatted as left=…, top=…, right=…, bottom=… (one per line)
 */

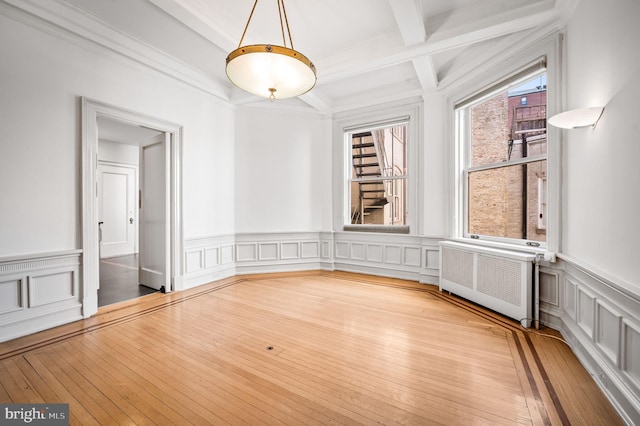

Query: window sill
left=343, top=225, right=410, bottom=234
left=447, top=237, right=555, bottom=261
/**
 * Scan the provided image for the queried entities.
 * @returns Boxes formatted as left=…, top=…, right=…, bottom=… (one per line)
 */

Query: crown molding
left=0, top=0, right=230, bottom=100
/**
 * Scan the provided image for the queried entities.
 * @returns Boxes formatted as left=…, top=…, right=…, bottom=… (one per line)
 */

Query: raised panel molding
left=335, top=242, right=350, bottom=259
left=183, top=236, right=236, bottom=289
left=622, top=320, right=640, bottom=393
left=403, top=247, right=421, bottom=267
left=351, top=243, right=366, bottom=261
left=577, top=287, right=596, bottom=338
left=281, top=242, right=299, bottom=260
left=185, top=250, right=203, bottom=274
left=594, top=301, right=622, bottom=367
left=366, top=244, right=383, bottom=262
left=564, top=277, right=577, bottom=320
left=540, top=258, right=640, bottom=425
left=0, top=278, right=23, bottom=314
left=259, top=243, right=279, bottom=261
left=28, top=271, right=76, bottom=307
left=301, top=241, right=319, bottom=259
left=0, top=251, right=82, bottom=343
left=539, top=270, right=559, bottom=307
left=237, top=244, right=258, bottom=262
left=384, top=245, right=402, bottom=264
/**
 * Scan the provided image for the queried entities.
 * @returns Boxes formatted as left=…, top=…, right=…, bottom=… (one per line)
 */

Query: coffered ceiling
left=58, top=0, right=576, bottom=112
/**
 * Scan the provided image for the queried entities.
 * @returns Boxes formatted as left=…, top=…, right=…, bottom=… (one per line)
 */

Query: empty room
left=0, top=0, right=638, bottom=424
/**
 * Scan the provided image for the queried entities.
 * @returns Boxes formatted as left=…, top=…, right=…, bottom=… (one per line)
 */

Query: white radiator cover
left=439, top=241, right=536, bottom=326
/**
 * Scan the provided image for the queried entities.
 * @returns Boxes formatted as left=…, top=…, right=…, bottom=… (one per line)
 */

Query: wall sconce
left=548, top=107, right=604, bottom=129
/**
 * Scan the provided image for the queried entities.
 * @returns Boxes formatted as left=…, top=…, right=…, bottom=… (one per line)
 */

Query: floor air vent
left=439, top=241, right=536, bottom=326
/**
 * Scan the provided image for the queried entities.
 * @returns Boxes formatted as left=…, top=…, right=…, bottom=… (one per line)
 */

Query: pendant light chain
left=237, top=0, right=295, bottom=50
left=237, top=0, right=259, bottom=48
left=279, top=0, right=294, bottom=50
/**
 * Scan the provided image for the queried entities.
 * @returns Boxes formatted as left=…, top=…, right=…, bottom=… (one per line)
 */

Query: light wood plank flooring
left=0, top=272, right=622, bottom=425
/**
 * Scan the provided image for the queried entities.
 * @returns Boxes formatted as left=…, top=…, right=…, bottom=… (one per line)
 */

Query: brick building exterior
left=468, top=87, right=547, bottom=242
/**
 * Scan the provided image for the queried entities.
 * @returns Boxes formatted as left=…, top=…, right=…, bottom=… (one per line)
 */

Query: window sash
left=458, top=65, right=548, bottom=246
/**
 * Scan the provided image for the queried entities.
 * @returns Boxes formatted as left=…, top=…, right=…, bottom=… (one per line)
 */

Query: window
left=345, top=120, right=408, bottom=230
left=456, top=66, right=548, bottom=247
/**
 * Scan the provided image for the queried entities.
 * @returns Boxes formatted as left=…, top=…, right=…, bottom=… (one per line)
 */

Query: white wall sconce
left=548, top=107, right=604, bottom=129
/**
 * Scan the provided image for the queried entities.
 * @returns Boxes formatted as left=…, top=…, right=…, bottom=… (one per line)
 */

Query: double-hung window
left=343, top=117, right=410, bottom=232
left=456, top=61, right=548, bottom=247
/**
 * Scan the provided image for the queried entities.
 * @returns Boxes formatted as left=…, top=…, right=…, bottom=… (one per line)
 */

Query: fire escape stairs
left=351, top=134, right=388, bottom=223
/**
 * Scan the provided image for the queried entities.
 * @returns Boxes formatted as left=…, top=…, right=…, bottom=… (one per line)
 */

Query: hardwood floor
left=0, top=272, right=622, bottom=425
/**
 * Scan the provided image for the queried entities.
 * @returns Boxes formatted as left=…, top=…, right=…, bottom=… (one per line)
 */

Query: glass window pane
left=468, top=160, right=546, bottom=242
left=350, top=179, right=406, bottom=225
left=470, top=74, right=547, bottom=167
left=349, top=122, right=407, bottom=226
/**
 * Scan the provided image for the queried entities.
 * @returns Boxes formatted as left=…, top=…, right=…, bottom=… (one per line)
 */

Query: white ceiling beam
left=298, top=91, right=333, bottom=113
left=411, top=56, right=438, bottom=92
left=386, top=0, right=438, bottom=91
left=147, top=0, right=237, bottom=52
left=319, top=2, right=557, bottom=85
left=387, top=0, right=426, bottom=45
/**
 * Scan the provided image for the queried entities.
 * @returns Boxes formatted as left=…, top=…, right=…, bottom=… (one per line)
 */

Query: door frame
left=82, top=97, right=183, bottom=318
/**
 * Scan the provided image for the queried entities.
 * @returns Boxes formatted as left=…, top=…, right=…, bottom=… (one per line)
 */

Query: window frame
left=450, top=40, right=562, bottom=254
left=334, top=103, right=421, bottom=234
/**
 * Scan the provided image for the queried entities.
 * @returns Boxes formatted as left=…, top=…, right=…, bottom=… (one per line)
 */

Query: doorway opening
left=82, top=98, right=183, bottom=318
left=96, top=116, right=163, bottom=306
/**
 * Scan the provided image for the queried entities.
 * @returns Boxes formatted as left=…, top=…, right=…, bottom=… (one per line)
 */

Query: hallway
left=98, top=254, right=157, bottom=307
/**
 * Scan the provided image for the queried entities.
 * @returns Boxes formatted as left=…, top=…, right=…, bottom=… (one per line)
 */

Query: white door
left=98, top=164, right=137, bottom=258
left=139, top=134, right=170, bottom=291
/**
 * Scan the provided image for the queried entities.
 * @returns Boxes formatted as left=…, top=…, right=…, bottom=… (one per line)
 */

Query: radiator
left=439, top=241, right=536, bottom=327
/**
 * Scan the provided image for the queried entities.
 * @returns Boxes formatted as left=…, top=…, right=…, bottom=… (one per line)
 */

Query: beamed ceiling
left=49, top=0, right=576, bottom=113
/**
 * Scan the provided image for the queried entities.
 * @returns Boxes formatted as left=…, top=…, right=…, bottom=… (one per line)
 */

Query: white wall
left=562, top=0, right=640, bottom=293
left=423, top=92, right=447, bottom=238
left=0, top=11, right=235, bottom=257
left=234, top=106, right=332, bottom=233
left=98, top=140, right=139, bottom=165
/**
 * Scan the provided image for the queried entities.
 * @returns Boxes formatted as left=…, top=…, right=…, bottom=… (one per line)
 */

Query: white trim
left=0, top=251, right=82, bottom=342
left=82, top=98, right=184, bottom=318
left=333, top=101, right=422, bottom=234
left=447, top=34, right=561, bottom=253
left=0, top=0, right=228, bottom=99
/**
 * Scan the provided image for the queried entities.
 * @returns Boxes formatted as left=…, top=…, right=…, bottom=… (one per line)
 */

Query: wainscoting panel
left=332, top=233, right=436, bottom=283
left=540, top=256, right=640, bottom=425
left=622, top=320, right=640, bottom=395
left=301, top=241, right=319, bottom=259
left=259, top=243, right=279, bottom=261
left=234, top=232, right=327, bottom=275
left=28, top=270, right=76, bottom=307
left=0, top=278, right=23, bottom=314
left=595, top=301, right=622, bottom=365
left=183, top=235, right=236, bottom=289
left=0, top=250, right=82, bottom=343
left=539, top=270, right=559, bottom=307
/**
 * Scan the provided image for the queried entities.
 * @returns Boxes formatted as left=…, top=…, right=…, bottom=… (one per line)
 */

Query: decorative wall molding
left=234, top=232, right=332, bottom=275
left=332, top=232, right=440, bottom=284
left=183, top=235, right=236, bottom=289
left=184, top=232, right=441, bottom=285
left=539, top=257, right=640, bottom=425
left=0, top=250, right=82, bottom=343
left=0, top=0, right=228, bottom=99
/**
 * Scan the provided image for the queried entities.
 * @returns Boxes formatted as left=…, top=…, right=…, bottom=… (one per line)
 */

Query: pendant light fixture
left=225, top=0, right=317, bottom=101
